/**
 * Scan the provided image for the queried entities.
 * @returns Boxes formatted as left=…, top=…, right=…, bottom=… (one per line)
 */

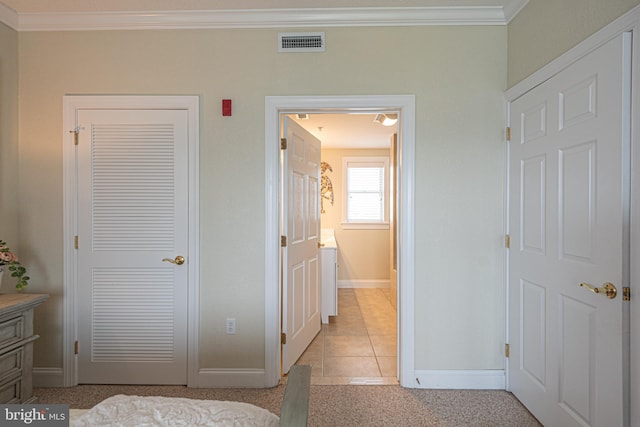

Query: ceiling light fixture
left=373, top=113, right=398, bottom=126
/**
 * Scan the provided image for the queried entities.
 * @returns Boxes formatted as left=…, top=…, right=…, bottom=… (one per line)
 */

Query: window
left=342, top=157, right=389, bottom=229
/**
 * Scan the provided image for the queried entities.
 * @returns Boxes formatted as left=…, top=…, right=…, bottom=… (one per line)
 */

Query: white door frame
left=264, top=95, right=416, bottom=387
left=505, top=7, right=640, bottom=425
left=61, top=95, right=200, bottom=387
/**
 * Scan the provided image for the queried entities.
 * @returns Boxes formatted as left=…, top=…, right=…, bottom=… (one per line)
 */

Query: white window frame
left=341, top=156, right=390, bottom=230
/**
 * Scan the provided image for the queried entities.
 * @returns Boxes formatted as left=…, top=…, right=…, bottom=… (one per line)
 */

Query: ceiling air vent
left=278, top=32, right=325, bottom=53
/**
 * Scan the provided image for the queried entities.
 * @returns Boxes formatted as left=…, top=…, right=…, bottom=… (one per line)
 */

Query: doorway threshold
left=312, top=377, right=399, bottom=386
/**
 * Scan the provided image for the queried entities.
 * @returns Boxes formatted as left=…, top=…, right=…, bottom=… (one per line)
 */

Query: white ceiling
left=288, top=113, right=398, bottom=149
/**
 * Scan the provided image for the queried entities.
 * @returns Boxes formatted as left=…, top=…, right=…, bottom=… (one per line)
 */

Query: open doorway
left=264, top=95, right=416, bottom=388
left=286, top=113, right=398, bottom=384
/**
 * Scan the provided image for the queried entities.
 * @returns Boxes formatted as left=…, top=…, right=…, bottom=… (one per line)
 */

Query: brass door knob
left=162, top=256, right=185, bottom=265
left=579, top=282, right=617, bottom=299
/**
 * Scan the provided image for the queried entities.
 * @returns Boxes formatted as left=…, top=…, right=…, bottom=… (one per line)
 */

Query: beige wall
left=320, top=148, right=390, bottom=282
left=508, top=0, right=640, bottom=87
left=17, top=25, right=506, bottom=373
left=0, top=22, right=19, bottom=247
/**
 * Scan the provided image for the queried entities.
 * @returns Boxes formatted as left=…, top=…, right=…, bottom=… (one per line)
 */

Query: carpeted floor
left=34, top=384, right=542, bottom=426
left=38, top=291, right=541, bottom=426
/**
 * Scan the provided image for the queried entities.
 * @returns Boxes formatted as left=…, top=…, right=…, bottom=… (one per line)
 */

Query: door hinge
left=505, top=234, right=510, bottom=249
left=70, top=129, right=79, bottom=146
left=505, top=127, right=511, bottom=142
left=505, top=343, right=510, bottom=358
left=623, top=287, right=631, bottom=301
left=74, top=235, right=79, bottom=250
left=281, top=138, right=287, bottom=150
left=281, top=332, right=287, bottom=345
left=281, top=235, right=287, bottom=247
left=74, top=340, right=79, bottom=355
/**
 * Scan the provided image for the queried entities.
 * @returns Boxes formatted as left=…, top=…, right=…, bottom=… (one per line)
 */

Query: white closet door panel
left=77, top=109, right=189, bottom=384
left=91, top=268, right=175, bottom=362
left=521, top=279, right=546, bottom=389
left=520, top=155, right=546, bottom=254
left=91, top=124, right=176, bottom=251
left=509, top=34, right=627, bottom=426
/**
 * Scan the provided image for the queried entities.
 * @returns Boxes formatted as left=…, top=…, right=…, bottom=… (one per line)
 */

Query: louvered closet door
left=77, top=109, right=189, bottom=384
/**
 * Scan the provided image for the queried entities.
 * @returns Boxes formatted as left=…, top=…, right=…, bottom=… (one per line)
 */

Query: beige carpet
left=35, top=384, right=541, bottom=426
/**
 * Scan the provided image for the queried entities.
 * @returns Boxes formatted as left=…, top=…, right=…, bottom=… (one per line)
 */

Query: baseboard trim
left=33, top=367, right=267, bottom=389
left=412, top=369, right=505, bottom=389
left=338, top=280, right=390, bottom=289
left=195, top=369, right=267, bottom=388
left=34, top=367, right=504, bottom=390
left=33, top=367, right=65, bottom=388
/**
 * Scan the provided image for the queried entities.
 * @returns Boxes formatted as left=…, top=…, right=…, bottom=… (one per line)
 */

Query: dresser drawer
left=0, top=317, right=23, bottom=349
left=0, top=376, right=21, bottom=404
left=0, top=348, right=22, bottom=383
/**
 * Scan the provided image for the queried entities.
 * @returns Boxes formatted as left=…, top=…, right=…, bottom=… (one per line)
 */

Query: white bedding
left=69, top=394, right=280, bottom=427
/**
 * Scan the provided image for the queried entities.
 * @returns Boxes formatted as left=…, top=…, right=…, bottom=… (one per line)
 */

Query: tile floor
left=295, top=288, right=398, bottom=385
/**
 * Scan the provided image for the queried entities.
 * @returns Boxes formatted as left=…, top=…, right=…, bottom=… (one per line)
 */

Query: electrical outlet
left=226, top=318, right=236, bottom=334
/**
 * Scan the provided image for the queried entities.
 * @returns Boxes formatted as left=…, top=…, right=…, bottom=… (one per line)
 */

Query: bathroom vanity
left=320, top=229, right=338, bottom=324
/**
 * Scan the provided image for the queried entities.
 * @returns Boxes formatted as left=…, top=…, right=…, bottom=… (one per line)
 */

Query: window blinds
left=347, top=164, right=385, bottom=222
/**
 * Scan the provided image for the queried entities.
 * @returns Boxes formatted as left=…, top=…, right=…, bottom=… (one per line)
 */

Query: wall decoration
left=320, top=161, right=334, bottom=214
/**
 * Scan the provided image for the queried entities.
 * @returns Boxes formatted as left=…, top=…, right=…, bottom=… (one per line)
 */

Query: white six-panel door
left=76, top=108, right=189, bottom=384
left=508, top=33, right=629, bottom=426
left=282, top=117, right=322, bottom=373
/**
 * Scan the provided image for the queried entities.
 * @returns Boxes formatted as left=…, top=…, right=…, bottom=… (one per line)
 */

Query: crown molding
left=0, top=6, right=521, bottom=32
left=503, top=0, right=529, bottom=23
left=0, top=1, right=18, bottom=30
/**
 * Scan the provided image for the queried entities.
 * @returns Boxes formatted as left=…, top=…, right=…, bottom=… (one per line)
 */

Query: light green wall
left=320, top=148, right=390, bottom=282
left=0, top=22, right=19, bottom=247
left=18, top=25, right=507, bottom=373
left=508, top=0, right=640, bottom=87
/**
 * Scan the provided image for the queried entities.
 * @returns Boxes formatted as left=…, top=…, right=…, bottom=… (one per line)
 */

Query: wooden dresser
left=0, top=293, right=48, bottom=404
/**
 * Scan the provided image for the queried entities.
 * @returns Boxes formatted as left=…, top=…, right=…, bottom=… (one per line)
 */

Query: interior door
left=282, top=117, right=322, bottom=373
left=508, top=34, right=629, bottom=426
left=76, top=108, right=189, bottom=384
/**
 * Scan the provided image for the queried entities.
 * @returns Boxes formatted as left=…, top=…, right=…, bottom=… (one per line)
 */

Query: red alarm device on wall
left=222, top=99, right=232, bottom=116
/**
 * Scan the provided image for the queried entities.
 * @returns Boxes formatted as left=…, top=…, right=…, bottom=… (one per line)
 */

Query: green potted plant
left=0, top=240, right=30, bottom=292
